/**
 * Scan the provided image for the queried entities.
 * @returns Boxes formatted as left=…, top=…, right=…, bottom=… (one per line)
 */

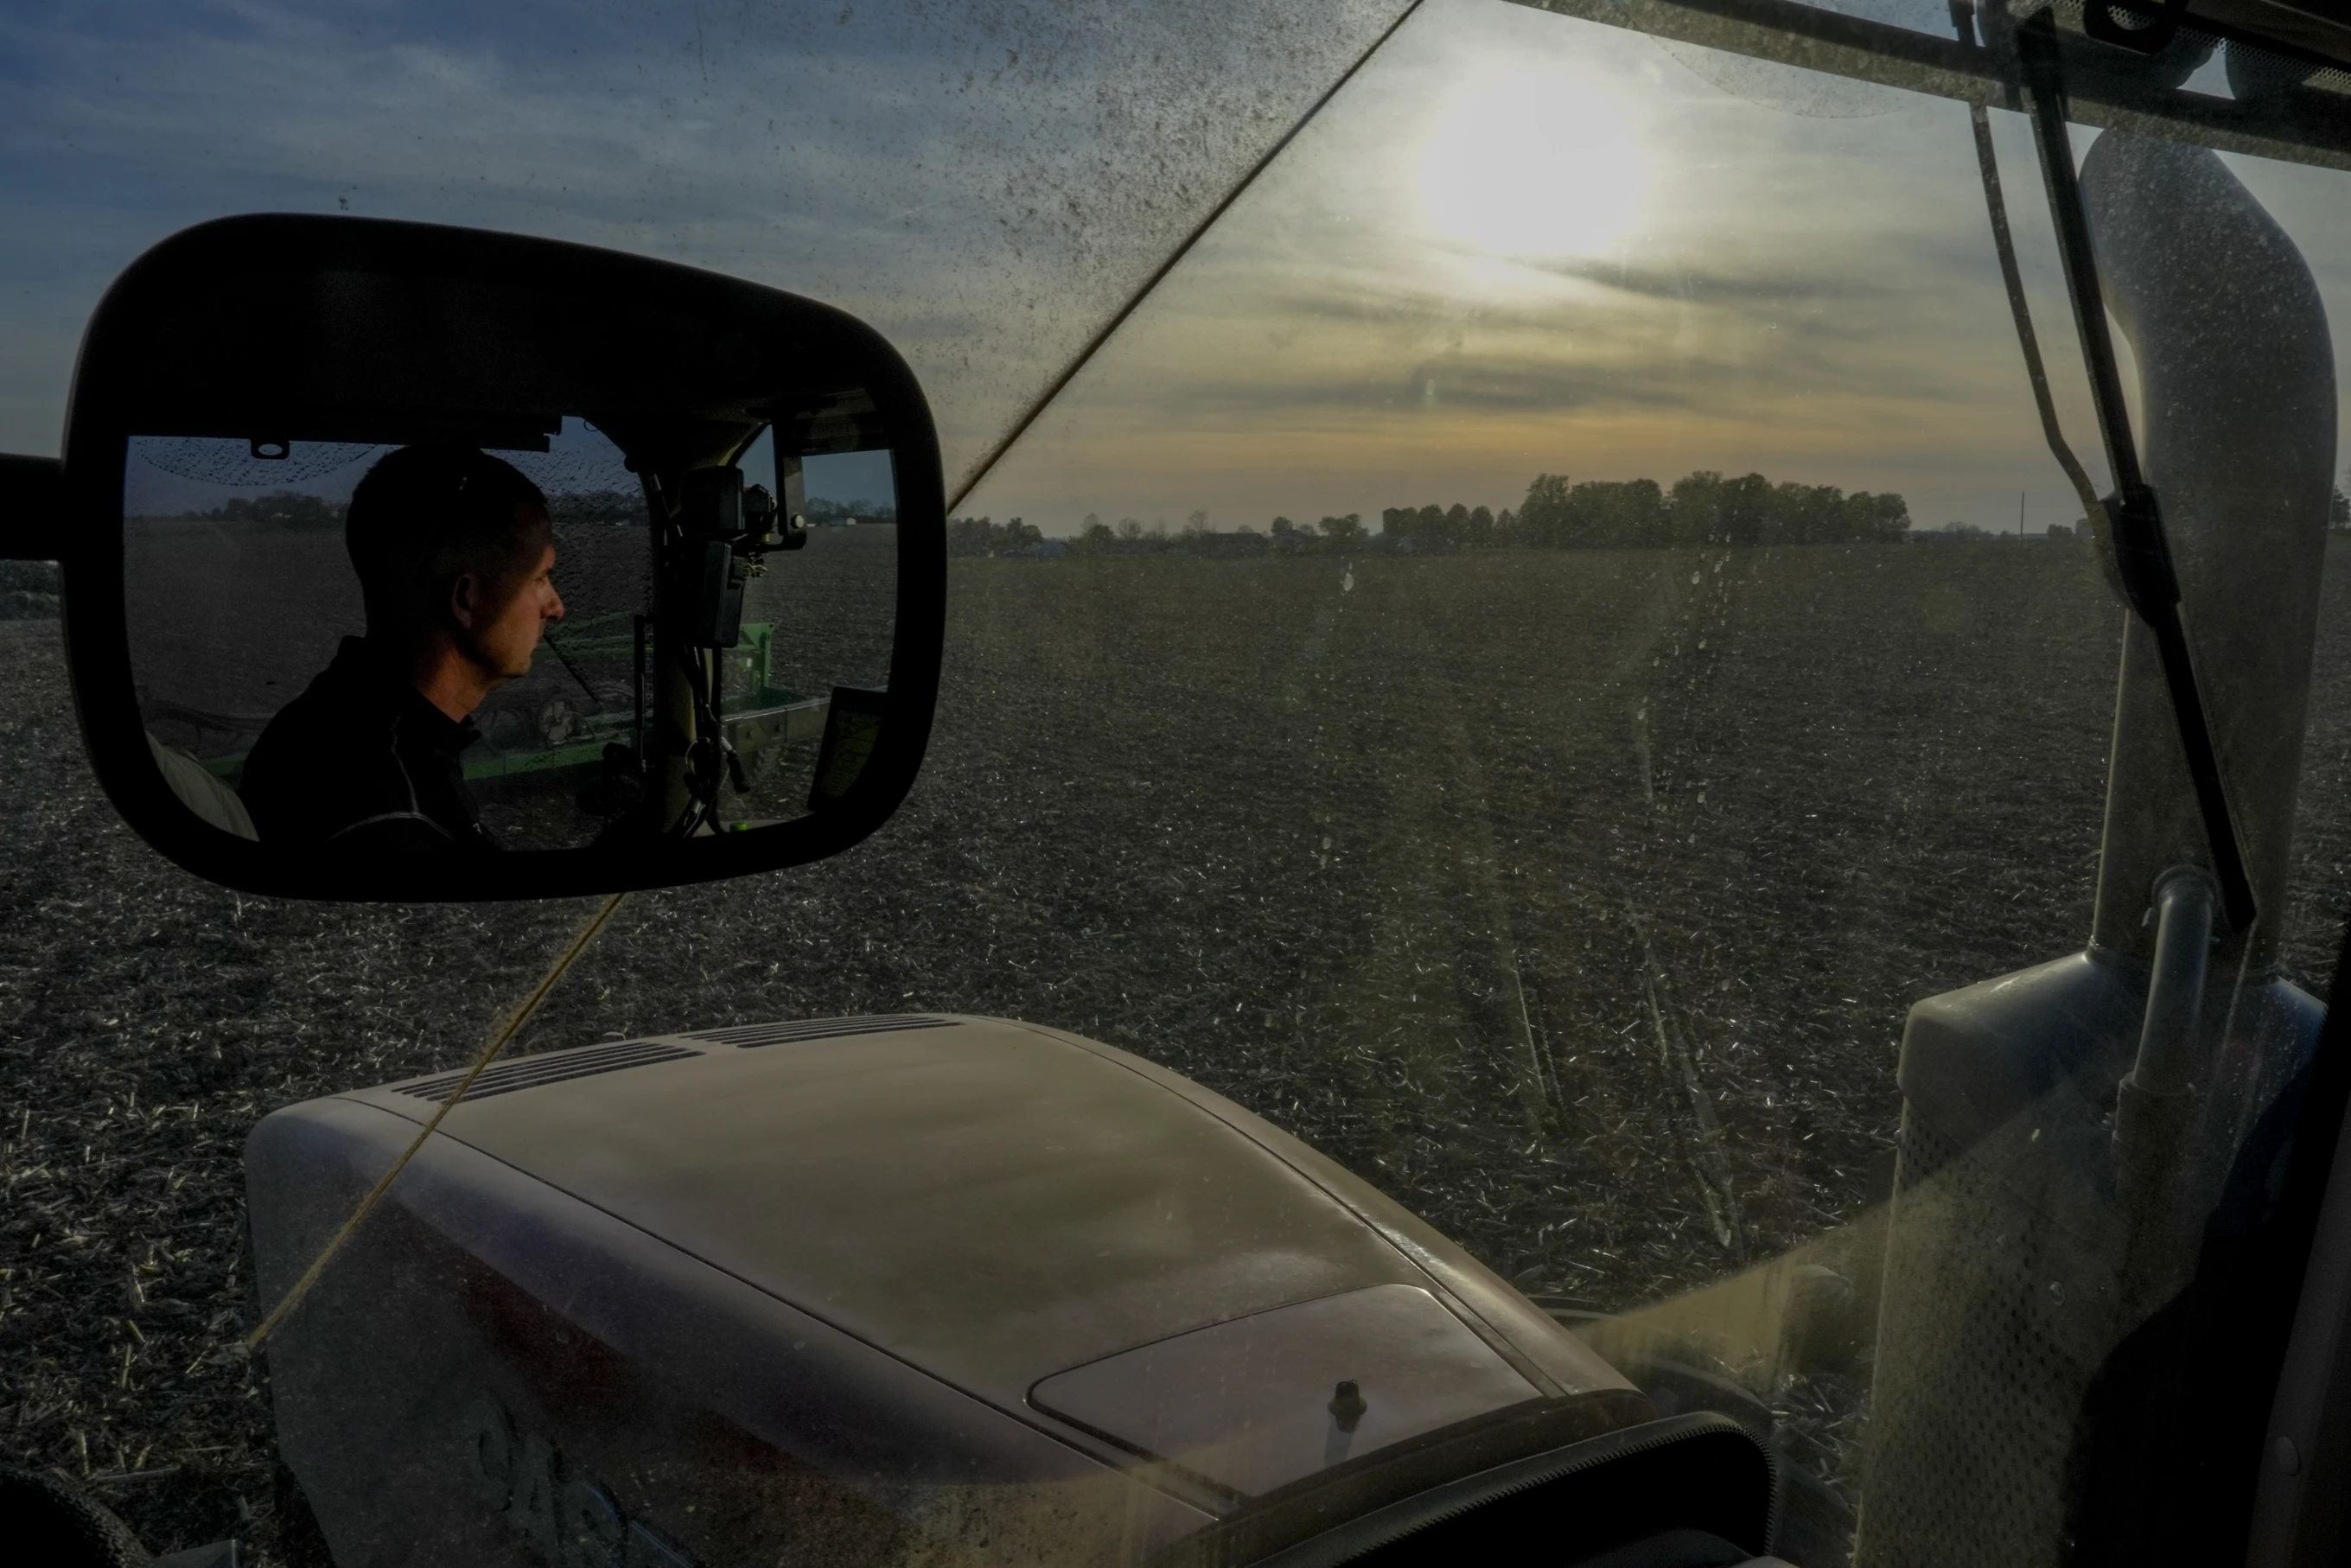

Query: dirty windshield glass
left=941, top=9, right=2351, bottom=1560
left=7, top=0, right=2351, bottom=1565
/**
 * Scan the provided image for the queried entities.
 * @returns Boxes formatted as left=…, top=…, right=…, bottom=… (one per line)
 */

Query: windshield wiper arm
left=2016, top=9, right=2259, bottom=939
left=1952, top=0, right=2106, bottom=526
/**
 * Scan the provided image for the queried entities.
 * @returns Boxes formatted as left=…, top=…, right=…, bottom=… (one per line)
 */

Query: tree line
left=1449, top=469, right=1911, bottom=550
left=176, top=492, right=346, bottom=527
left=950, top=469, right=1913, bottom=558
left=165, top=489, right=653, bottom=528
left=947, top=511, right=1360, bottom=558
left=806, top=497, right=897, bottom=526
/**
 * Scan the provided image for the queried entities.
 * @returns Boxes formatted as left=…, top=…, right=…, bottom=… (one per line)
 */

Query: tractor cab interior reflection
left=124, top=423, right=900, bottom=855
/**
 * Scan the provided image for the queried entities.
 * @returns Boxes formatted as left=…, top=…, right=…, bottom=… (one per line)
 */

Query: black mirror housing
left=57, top=214, right=945, bottom=900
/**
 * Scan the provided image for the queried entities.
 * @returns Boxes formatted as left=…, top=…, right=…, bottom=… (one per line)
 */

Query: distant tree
left=1511, top=475, right=1666, bottom=549
left=946, top=514, right=1041, bottom=556
left=1184, top=510, right=1210, bottom=539
left=184, top=490, right=346, bottom=528
left=1574, top=479, right=1668, bottom=547
left=1270, top=516, right=1296, bottom=535
left=2046, top=521, right=2074, bottom=540
left=1516, top=475, right=1572, bottom=545
left=1117, top=518, right=1144, bottom=541
left=1842, top=492, right=1910, bottom=542
left=946, top=515, right=994, bottom=556
left=1668, top=471, right=1771, bottom=546
left=1384, top=470, right=1906, bottom=553
left=1763, top=481, right=1847, bottom=545
left=1322, top=513, right=1363, bottom=541
left=1083, top=512, right=1102, bottom=532
left=548, top=489, right=647, bottom=527
left=2332, top=488, right=2350, bottom=531
left=1083, top=519, right=1115, bottom=545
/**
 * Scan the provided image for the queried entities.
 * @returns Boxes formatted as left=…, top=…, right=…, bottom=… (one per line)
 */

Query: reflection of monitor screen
left=121, top=425, right=897, bottom=852
left=808, top=685, right=889, bottom=812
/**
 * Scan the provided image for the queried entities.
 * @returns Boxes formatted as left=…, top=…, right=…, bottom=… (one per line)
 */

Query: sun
left=1416, top=67, right=1650, bottom=260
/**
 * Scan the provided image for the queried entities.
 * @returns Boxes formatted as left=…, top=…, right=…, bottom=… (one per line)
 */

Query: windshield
left=0, top=0, right=1420, bottom=494
left=6, top=1, right=2351, bottom=1564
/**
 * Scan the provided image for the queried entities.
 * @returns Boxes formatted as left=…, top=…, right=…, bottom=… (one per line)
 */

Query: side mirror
left=42, top=214, right=944, bottom=899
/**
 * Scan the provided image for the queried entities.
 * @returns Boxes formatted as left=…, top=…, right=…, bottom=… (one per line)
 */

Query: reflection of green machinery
left=465, top=616, right=830, bottom=803
left=169, top=617, right=826, bottom=805
left=710, top=622, right=832, bottom=777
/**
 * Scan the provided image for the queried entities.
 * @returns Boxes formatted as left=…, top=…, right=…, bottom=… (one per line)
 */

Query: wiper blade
left=1952, top=0, right=2106, bottom=526
left=2016, top=10, right=2259, bottom=939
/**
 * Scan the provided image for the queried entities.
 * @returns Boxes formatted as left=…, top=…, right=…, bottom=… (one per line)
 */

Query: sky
left=0, top=0, right=1417, bottom=485
left=5, top=0, right=2348, bottom=539
left=121, top=425, right=897, bottom=520
left=959, top=2, right=2351, bottom=536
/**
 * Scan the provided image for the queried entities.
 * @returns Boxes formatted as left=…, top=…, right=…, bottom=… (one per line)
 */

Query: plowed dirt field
left=8, top=539, right=2351, bottom=1558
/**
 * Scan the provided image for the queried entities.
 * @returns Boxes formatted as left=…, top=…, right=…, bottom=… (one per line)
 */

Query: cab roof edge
left=1507, top=0, right=2351, bottom=173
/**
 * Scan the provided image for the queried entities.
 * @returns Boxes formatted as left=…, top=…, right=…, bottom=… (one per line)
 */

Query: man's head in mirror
left=347, top=445, right=565, bottom=721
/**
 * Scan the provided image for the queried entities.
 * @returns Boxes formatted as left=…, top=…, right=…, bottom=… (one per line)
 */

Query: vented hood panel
left=340, top=1016, right=1629, bottom=1464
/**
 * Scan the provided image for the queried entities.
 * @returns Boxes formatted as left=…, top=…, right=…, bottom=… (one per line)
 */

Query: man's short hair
left=347, top=445, right=550, bottom=633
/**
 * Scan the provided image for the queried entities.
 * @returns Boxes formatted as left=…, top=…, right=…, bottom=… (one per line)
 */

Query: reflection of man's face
left=454, top=507, right=564, bottom=685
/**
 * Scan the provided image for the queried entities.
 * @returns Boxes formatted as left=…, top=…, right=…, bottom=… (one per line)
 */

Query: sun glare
left=1417, top=68, right=1649, bottom=260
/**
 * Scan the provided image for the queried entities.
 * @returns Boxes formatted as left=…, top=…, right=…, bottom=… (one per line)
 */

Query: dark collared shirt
left=239, top=637, right=499, bottom=852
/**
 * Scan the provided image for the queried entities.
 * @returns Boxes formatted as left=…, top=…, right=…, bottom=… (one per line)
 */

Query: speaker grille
left=398, top=1039, right=702, bottom=1103
left=683, top=1015, right=953, bottom=1048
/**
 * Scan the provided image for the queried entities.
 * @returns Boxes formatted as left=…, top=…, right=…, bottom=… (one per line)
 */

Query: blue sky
left=0, top=0, right=1410, bottom=481
left=7, top=0, right=2348, bottom=537
left=960, top=2, right=2351, bottom=534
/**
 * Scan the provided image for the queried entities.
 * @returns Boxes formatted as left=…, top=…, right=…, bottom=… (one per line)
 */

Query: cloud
left=10, top=0, right=2343, bottom=544
left=952, top=5, right=2158, bottom=531
left=1521, top=257, right=1884, bottom=306
left=1037, top=233, right=2024, bottom=435
left=0, top=0, right=1419, bottom=475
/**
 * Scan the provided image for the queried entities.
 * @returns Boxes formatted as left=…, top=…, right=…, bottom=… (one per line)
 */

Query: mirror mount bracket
left=0, top=454, right=63, bottom=560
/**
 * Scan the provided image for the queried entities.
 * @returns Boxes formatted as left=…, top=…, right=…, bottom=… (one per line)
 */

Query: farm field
left=7, top=539, right=2351, bottom=1558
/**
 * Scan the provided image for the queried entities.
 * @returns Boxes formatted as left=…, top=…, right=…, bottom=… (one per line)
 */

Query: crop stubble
left=6, top=540, right=2351, bottom=1556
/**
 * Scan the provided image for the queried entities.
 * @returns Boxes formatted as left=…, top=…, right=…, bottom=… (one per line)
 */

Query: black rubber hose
left=0, top=1465, right=153, bottom=1568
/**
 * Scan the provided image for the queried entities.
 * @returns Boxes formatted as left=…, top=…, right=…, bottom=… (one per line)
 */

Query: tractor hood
left=272, top=1015, right=1632, bottom=1505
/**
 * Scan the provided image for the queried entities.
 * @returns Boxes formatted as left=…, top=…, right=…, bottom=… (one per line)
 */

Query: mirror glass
left=121, top=419, right=898, bottom=855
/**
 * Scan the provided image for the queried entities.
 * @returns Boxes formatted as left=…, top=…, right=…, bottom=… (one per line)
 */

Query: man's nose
left=546, top=588, right=566, bottom=621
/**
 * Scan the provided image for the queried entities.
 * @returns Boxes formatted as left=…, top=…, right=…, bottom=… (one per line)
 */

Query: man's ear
left=446, top=570, right=486, bottom=631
